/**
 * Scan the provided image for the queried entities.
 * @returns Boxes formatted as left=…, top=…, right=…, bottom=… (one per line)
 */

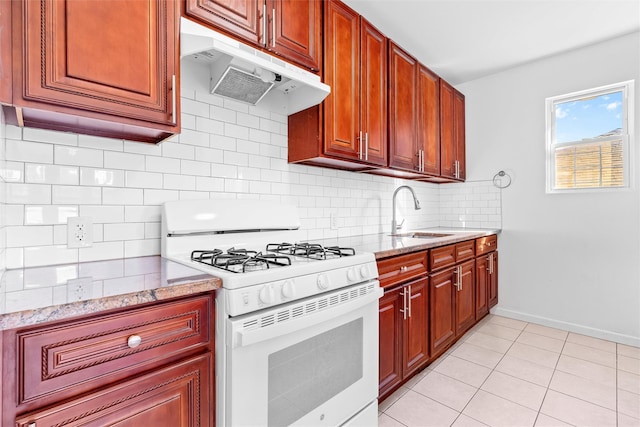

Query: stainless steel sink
left=390, top=232, right=453, bottom=239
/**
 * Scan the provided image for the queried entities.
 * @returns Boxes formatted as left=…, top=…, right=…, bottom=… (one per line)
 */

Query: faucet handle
left=396, top=218, right=405, bottom=230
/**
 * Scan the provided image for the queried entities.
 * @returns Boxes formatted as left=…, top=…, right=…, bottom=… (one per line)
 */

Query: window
left=546, top=81, right=634, bottom=193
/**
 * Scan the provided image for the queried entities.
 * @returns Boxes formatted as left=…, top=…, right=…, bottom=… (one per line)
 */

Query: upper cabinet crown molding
left=184, top=0, right=321, bottom=72
left=5, top=0, right=180, bottom=144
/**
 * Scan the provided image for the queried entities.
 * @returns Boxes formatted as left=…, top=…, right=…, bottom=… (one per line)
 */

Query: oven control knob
left=360, top=265, right=369, bottom=279
left=347, top=268, right=357, bottom=282
left=259, top=285, right=275, bottom=305
left=317, top=274, right=329, bottom=290
left=281, top=280, right=296, bottom=299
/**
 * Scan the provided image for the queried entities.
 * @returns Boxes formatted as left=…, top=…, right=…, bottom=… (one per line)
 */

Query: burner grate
left=191, top=248, right=291, bottom=273
left=266, top=242, right=355, bottom=260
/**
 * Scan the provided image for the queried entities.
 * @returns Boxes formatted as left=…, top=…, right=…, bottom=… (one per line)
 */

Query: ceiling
left=342, top=0, right=640, bottom=85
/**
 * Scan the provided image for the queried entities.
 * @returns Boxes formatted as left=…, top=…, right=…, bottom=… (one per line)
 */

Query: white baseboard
left=491, top=307, right=640, bottom=347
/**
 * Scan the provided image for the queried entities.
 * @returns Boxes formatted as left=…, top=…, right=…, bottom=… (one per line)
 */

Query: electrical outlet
left=330, top=212, right=338, bottom=230
left=67, top=216, right=93, bottom=248
left=67, top=277, right=93, bottom=301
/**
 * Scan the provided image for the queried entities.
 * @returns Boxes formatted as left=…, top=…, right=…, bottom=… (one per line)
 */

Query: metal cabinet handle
left=358, top=131, right=363, bottom=160
left=407, top=285, right=412, bottom=318
left=263, top=4, right=267, bottom=46
left=400, top=289, right=408, bottom=320
left=272, top=8, right=276, bottom=47
left=400, top=266, right=408, bottom=272
left=127, top=334, right=142, bottom=349
left=365, top=132, right=369, bottom=161
left=26, top=423, right=36, bottom=427
left=171, top=74, right=177, bottom=125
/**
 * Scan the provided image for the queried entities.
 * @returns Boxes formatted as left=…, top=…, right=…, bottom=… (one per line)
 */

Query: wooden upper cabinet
left=268, top=0, right=321, bottom=71
left=0, top=0, right=11, bottom=104
left=185, top=0, right=261, bottom=45
left=359, top=18, right=388, bottom=166
left=388, top=41, right=418, bottom=172
left=11, top=0, right=179, bottom=143
left=440, top=79, right=466, bottom=181
left=323, top=0, right=360, bottom=161
left=185, top=0, right=321, bottom=71
left=417, top=65, right=440, bottom=176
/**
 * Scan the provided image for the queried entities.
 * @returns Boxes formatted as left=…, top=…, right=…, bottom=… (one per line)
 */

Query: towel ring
left=493, top=170, right=511, bottom=189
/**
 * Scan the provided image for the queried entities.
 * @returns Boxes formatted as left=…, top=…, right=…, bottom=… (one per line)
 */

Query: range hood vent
left=180, top=18, right=330, bottom=115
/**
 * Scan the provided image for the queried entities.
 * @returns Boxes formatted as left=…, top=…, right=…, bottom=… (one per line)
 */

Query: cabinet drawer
left=430, top=244, right=456, bottom=271
left=476, top=234, right=498, bottom=256
left=377, top=251, right=428, bottom=289
left=456, top=240, right=475, bottom=261
left=18, top=293, right=213, bottom=405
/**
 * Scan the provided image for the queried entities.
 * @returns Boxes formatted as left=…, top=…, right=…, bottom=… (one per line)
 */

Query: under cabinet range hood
left=180, top=18, right=330, bottom=115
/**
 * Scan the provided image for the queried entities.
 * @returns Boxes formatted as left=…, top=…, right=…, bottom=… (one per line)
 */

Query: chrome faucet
left=392, top=185, right=421, bottom=233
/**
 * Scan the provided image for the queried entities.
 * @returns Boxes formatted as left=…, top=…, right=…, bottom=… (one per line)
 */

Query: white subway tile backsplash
left=24, top=245, right=78, bottom=267
left=195, top=177, right=225, bottom=192
left=146, top=156, right=180, bottom=174
left=80, top=167, right=125, bottom=187
left=195, top=116, right=225, bottom=135
left=103, top=187, right=143, bottom=205
left=180, top=160, right=210, bottom=176
left=2, top=161, right=24, bottom=182
left=7, top=225, right=53, bottom=247
left=210, top=105, right=238, bottom=123
left=182, top=98, right=211, bottom=117
left=79, top=205, right=124, bottom=223
left=194, top=147, right=223, bottom=163
left=163, top=174, right=195, bottom=191
left=25, top=164, right=79, bottom=185
left=55, top=146, right=103, bottom=167
left=224, top=123, right=249, bottom=139
left=104, top=223, right=145, bottom=241
left=125, top=171, right=163, bottom=189
left=79, top=241, right=123, bottom=263
left=123, top=140, right=162, bottom=156
left=6, top=183, right=51, bottom=204
left=223, top=151, right=248, bottom=167
left=78, top=134, right=123, bottom=151
left=25, top=205, right=78, bottom=225
left=179, top=129, right=210, bottom=148
left=125, top=205, right=161, bottom=223
left=237, top=112, right=260, bottom=129
left=210, top=135, right=237, bottom=151
left=103, top=151, right=145, bottom=171
left=5, top=205, right=25, bottom=226
left=143, top=189, right=179, bottom=205
left=6, top=139, right=54, bottom=164
left=162, top=142, right=195, bottom=160
left=52, top=185, right=101, bottom=205
left=124, top=239, right=160, bottom=258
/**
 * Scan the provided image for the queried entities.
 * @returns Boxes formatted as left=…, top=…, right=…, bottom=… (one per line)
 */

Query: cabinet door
left=454, top=89, right=466, bottom=180
left=268, top=0, right=321, bottom=71
left=455, top=259, right=475, bottom=335
left=0, top=0, right=11, bottom=104
left=360, top=18, right=388, bottom=167
left=489, top=252, right=499, bottom=308
left=17, top=0, right=179, bottom=140
left=323, top=0, right=361, bottom=161
left=417, top=65, right=440, bottom=175
left=378, top=287, right=403, bottom=398
left=475, top=255, right=489, bottom=321
left=430, top=268, right=456, bottom=357
left=388, top=42, right=418, bottom=172
left=403, top=278, right=429, bottom=377
left=15, top=353, right=212, bottom=427
left=185, top=0, right=261, bottom=45
left=440, top=79, right=456, bottom=179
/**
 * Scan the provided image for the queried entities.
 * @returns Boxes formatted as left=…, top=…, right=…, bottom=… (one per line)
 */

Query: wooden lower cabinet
left=3, top=293, right=215, bottom=427
left=455, top=259, right=476, bottom=335
left=489, top=251, right=499, bottom=308
left=475, top=254, right=490, bottom=320
left=378, top=277, right=429, bottom=400
left=15, top=353, right=212, bottom=427
left=429, top=267, right=456, bottom=357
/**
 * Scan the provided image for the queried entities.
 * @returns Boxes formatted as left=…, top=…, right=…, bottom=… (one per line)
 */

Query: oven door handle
left=235, top=286, right=383, bottom=348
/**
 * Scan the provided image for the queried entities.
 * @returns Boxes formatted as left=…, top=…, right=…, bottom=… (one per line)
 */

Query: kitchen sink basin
left=390, top=232, right=453, bottom=239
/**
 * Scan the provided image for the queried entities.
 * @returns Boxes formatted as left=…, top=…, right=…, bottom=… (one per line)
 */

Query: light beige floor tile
left=433, top=355, right=492, bottom=388
left=462, top=390, right=538, bottom=427
left=567, top=332, right=616, bottom=353
left=620, top=354, right=640, bottom=375
left=465, top=331, right=514, bottom=353
left=617, top=413, right=640, bottom=427
left=507, top=342, right=561, bottom=368
left=404, top=369, right=428, bottom=389
left=561, top=341, right=616, bottom=368
left=549, top=370, right=616, bottom=410
left=618, top=343, right=640, bottom=359
left=412, top=370, right=478, bottom=412
left=524, top=323, right=569, bottom=341
left=481, top=370, right=546, bottom=410
left=516, top=331, right=565, bottom=353
left=476, top=322, right=522, bottom=341
left=451, top=342, right=504, bottom=369
left=618, top=389, right=640, bottom=419
left=487, top=315, right=528, bottom=331
left=378, top=413, right=407, bottom=427
left=451, top=414, right=490, bottom=427
left=495, top=354, right=555, bottom=387
left=540, top=390, right=616, bottom=427
left=555, top=355, right=616, bottom=387
left=619, top=369, right=640, bottom=395
left=533, top=413, right=574, bottom=426
left=379, top=385, right=410, bottom=412
left=385, top=390, right=459, bottom=427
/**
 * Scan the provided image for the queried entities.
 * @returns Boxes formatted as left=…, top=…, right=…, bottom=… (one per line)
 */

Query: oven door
left=223, top=281, right=382, bottom=427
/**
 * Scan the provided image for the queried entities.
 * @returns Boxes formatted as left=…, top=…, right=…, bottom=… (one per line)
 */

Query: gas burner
left=191, top=248, right=291, bottom=273
left=266, top=242, right=356, bottom=260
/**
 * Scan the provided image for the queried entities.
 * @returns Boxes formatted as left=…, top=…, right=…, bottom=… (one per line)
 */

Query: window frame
left=545, top=80, right=635, bottom=194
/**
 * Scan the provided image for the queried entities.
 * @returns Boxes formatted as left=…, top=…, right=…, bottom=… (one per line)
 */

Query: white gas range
left=161, top=199, right=382, bottom=427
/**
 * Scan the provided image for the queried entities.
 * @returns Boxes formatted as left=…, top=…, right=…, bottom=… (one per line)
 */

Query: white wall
left=459, top=31, right=640, bottom=346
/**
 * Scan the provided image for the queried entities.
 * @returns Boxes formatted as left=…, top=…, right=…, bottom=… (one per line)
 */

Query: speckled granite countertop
left=0, top=256, right=221, bottom=330
left=313, top=227, right=500, bottom=259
